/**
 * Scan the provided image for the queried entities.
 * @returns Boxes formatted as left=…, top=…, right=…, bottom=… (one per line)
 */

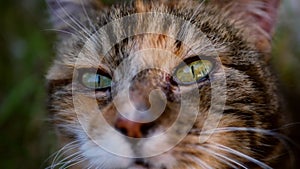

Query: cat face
left=47, top=0, right=288, bottom=168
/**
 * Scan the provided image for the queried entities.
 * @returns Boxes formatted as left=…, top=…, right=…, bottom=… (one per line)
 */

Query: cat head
left=46, top=0, right=288, bottom=168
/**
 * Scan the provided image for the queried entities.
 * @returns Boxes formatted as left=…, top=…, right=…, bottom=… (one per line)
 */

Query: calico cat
left=46, top=0, right=290, bottom=168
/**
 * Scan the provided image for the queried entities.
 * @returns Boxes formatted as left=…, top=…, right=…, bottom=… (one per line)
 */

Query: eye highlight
left=174, top=59, right=213, bottom=85
left=81, top=72, right=112, bottom=90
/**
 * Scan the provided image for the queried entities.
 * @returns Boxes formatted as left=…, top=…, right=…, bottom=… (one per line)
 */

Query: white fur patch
left=140, top=130, right=177, bottom=168
left=80, top=131, right=134, bottom=169
left=148, top=153, right=177, bottom=169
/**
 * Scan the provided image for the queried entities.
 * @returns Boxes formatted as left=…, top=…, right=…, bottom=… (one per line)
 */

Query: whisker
left=58, top=151, right=82, bottom=164
left=200, top=127, right=299, bottom=149
left=183, top=154, right=214, bottom=169
left=47, top=140, right=80, bottom=169
left=189, top=0, right=205, bottom=23
left=48, top=142, right=80, bottom=169
left=43, top=28, right=77, bottom=36
left=50, top=151, right=81, bottom=169
left=209, top=143, right=273, bottom=169
left=59, top=155, right=85, bottom=169
left=46, top=0, right=90, bottom=41
left=192, top=145, right=245, bottom=169
left=277, top=122, right=300, bottom=130
left=191, top=127, right=296, bottom=168
left=87, top=164, right=94, bottom=169
left=80, top=0, right=97, bottom=34
left=88, top=159, right=106, bottom=169
left=54, top=0, right=91, bottom=38
left=206, top=127, right=297, bottom=161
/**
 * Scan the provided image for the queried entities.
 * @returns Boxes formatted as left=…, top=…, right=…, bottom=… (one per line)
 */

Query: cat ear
left=46, top=0, right=103, bottom=38
left=210, top=0, right=280, bottom=52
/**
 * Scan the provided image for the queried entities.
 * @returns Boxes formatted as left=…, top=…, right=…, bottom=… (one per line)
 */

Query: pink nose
left=115, top=118, right=144, bottom=138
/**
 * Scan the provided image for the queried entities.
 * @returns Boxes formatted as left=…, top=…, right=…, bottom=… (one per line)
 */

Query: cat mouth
left=128, top=159, right=150, bottom=169
left=128, top=164, right=149, bottom=169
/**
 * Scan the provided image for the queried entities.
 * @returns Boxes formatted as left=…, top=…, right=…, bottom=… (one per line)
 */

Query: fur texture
left=46, top=0, right=290, bottom=168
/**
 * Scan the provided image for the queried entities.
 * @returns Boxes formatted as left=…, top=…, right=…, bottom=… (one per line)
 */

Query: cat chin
left=78, top=129, right=177, bottom=169
left=127, top=165, right=148, bottom=169
left=79, top=140, right=176, bottom=169
left=144, top=153, right=177, bottom=169
left=80, top=132, right=134, bottom=168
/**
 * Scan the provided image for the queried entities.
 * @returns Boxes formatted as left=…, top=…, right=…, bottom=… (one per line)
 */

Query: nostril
left=140, top=122, right=155, bottom=136
left=114, top=117, right=155, bottom=138
left=117, top=127, right=128, bottom=136
left=134, top=158, right=149, bottom=167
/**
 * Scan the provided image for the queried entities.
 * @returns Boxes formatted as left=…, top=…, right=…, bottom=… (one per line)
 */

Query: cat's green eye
left=174, top=59, right=213, bottom=85
left=81, top=72, right=112, bottom=90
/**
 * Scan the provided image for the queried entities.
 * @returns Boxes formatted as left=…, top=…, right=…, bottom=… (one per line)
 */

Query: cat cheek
left=255, top=37, right=272, bottom=54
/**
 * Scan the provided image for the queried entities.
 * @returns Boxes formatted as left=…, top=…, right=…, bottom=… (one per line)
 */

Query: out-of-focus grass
left=272, top=2, right=300, bottom=168
left=0, top=1, right=57, bottom=168
left=0, top=0, right=299, bottom=169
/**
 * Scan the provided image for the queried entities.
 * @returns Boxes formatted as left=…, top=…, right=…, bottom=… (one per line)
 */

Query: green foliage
left=0, top=1, right=57, bottom=168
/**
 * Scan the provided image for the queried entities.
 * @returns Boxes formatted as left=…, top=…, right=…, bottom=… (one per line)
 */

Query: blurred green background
left=0, top=0, right=299, bottom=169
left=0, top=1, right=56, bottom=169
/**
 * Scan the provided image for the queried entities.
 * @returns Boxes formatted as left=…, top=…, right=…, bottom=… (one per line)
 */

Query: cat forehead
left=69, top=34, right=217, bottom=76
left=49, top=0, right=280, bottom=69
left=57, top=10, right=238, bottom=68
left=51, top=1, right=260, bottom=76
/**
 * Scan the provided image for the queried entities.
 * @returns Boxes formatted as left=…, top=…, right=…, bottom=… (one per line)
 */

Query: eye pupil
left=191, top=65, right=195, bottom=78
left=81, top=72, right=112, bottom=90
left=97, top=75, right=101, bottom=87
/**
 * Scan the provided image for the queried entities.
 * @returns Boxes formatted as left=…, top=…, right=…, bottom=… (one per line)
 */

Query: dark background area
left=0, top=0, right=299, bottom=168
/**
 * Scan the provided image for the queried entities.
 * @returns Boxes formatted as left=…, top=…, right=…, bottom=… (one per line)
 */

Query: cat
left=46, top=0, right=291, bottom=168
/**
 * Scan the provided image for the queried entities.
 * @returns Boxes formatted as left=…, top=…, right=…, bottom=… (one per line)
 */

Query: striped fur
left=46, top=0, right=289, bottom=168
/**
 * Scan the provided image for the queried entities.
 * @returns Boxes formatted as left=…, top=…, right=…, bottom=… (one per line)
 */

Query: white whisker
left=47, top=140, right=80, bottom=169
left=183, top=154, right=214, bottom=169
left=80, top=0, right=97, bottom=34
left=50, top=152, right=81, bottom=169
left=54, top=0, right=91, bottom=38
left=46, top=0, right=89, bottom=41
left=204, top=126, right=296, bottom=163
left=59, top=155, right=85, bottom=169
left=87, top=164, right=94, bottom=169
left=209, top=143, right=273, bottom=169
left=189, top=0, right=205, bottom=23
left=44, top=28, right=77, bottom=36
left=192, top=145, right=245, bottom=169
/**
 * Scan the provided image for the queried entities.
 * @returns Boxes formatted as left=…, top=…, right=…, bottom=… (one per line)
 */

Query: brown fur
left=46, top=0, right=290, bottom=168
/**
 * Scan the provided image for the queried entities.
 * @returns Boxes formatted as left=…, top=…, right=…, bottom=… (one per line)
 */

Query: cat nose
left=114, top=117, right=153, bottom=138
